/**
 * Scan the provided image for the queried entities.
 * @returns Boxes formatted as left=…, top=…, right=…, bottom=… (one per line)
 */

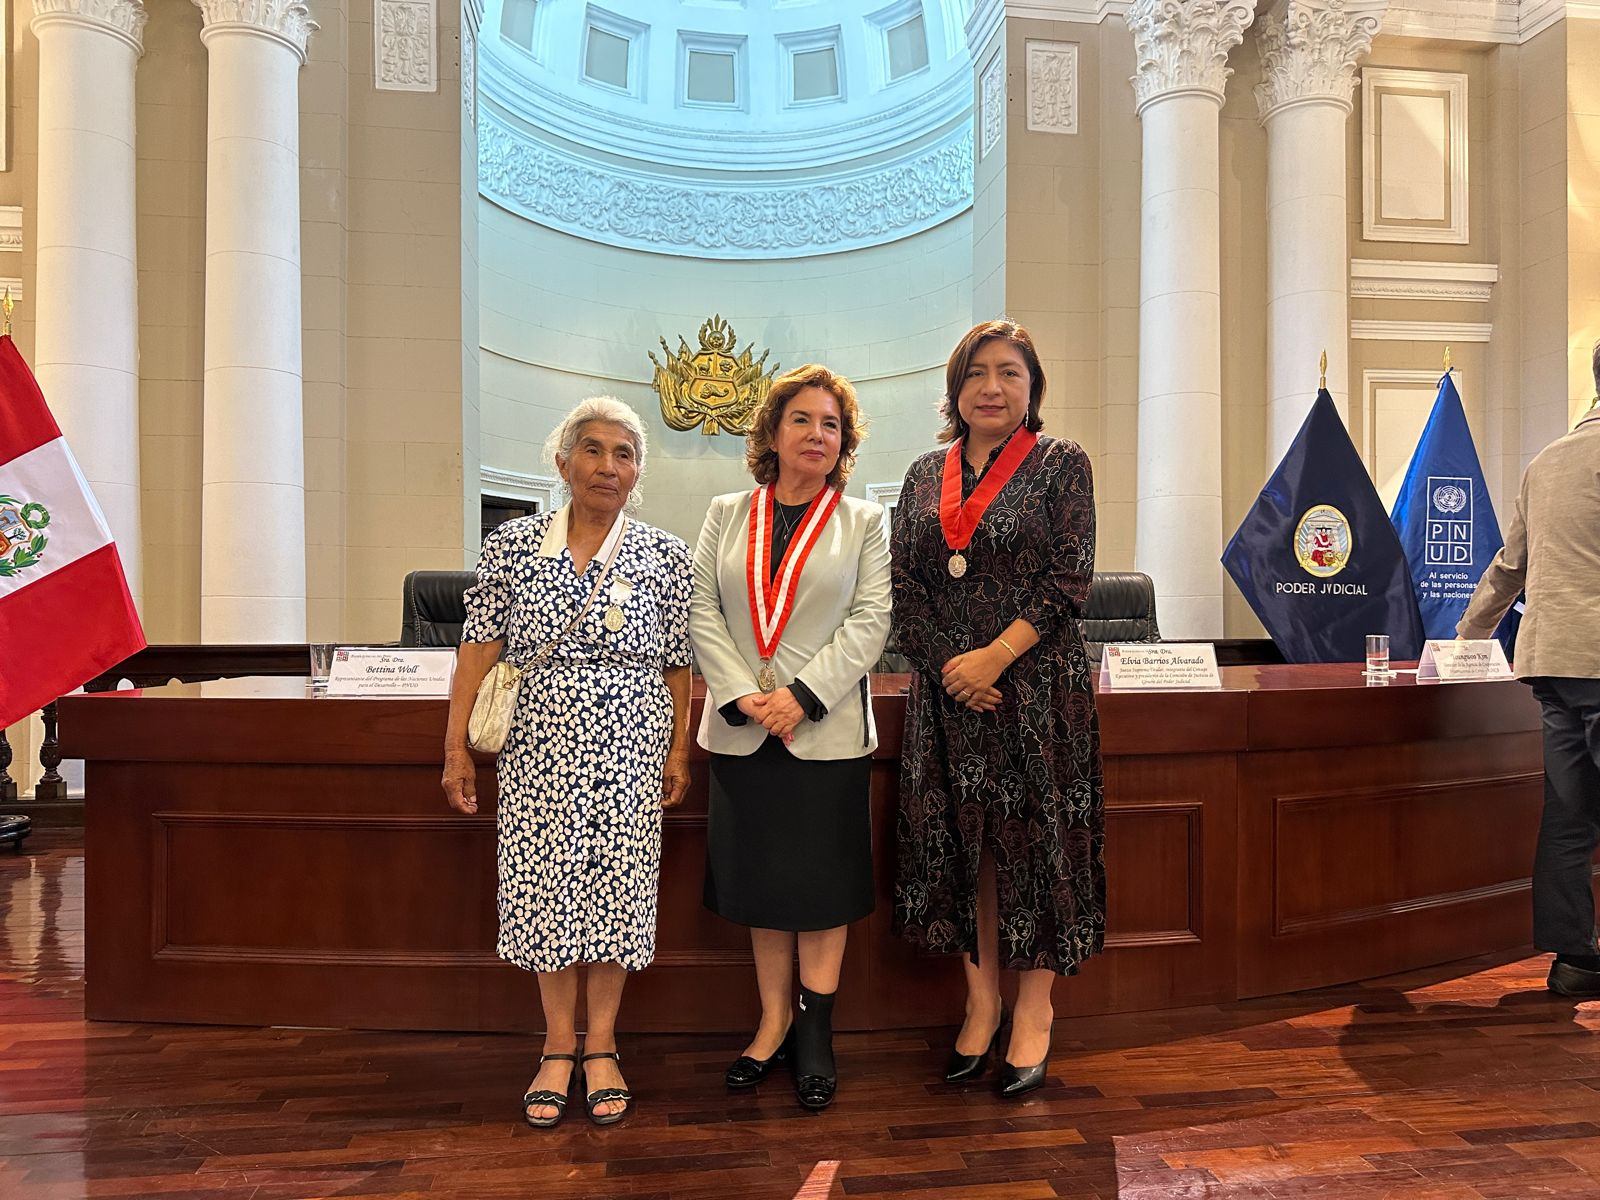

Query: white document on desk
left=1099, top=643, right=1222, bottom=691
left=326, top=648, right=457, bottom=697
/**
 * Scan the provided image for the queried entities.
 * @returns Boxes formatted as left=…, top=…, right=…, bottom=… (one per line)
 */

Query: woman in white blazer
left=689, top=363, right=891, bottom=1112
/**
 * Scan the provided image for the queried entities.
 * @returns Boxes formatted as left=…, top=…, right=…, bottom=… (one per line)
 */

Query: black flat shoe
left=726, top=1026, right=793, bottom=1089
left=1549, top=958, right=1600, bottom=998
left=998, top=1060, right=1048, bottom=1099
left=580, top=1051, right=634, bottom=1126
left=796, top=1072, right=836, bottom=1111
left=944, top=1008, right=1006, bottom=1083
left=522, top=1052, right=577, bottom=1128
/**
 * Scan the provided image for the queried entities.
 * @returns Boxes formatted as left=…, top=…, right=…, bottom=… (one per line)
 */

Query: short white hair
left=544, top=396, right=649, bottom=510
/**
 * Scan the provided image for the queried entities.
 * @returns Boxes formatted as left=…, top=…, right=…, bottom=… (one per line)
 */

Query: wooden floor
left=5, top=832, right=1600, bottom=1199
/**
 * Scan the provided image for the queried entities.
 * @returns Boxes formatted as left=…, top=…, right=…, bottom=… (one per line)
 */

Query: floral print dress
left=891, top=435, right=1106, bottom=974
left=462, top=511, right=693, bottom=973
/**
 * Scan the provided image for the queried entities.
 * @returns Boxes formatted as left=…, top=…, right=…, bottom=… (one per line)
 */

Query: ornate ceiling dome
left=477, top=0, right=976, bottom=258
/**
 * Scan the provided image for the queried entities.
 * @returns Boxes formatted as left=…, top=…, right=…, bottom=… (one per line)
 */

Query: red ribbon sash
left=746, top=484, right=843, bottom=660
left=939, top=427, right=1039, bottom=552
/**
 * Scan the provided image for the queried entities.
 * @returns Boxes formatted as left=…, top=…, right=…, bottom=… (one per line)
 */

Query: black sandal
left=522, top=1052, right=577, bottom=1128
left=581, top=1050, right=634, bottom=1126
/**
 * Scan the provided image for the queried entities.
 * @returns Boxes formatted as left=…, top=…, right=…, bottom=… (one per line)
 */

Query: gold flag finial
left=1443, top=345, right=1452, bottom=373
left=2, top=289, right=12, bottom=337
left=1319, top=349, right=1327, bottom=389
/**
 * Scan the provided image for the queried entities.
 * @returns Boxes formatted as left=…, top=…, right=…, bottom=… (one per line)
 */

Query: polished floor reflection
left=3, top=830, right=1600, bottom=1198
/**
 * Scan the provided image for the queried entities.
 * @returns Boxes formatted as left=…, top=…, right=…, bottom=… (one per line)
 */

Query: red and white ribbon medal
left=938, top=427, right=1038, bottom=578
left=746, top=485, right=842, bottom=692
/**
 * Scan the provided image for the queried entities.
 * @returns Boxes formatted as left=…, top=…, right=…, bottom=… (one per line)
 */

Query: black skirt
left=704, top=738, right=874, bottom=931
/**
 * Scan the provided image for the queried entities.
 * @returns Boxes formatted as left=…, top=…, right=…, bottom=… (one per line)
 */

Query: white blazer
left=689, top=490, right=891, bottom=760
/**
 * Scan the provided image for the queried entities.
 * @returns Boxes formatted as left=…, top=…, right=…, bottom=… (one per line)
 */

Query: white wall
left=478, top=200, right=974, bottom=543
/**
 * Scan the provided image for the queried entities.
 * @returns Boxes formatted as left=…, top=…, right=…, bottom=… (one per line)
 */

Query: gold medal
left=948, top=553, right=967, bottom=579
left=757, top=661, right=778, bottom=693
left=603, top=605, right=625, bottom=632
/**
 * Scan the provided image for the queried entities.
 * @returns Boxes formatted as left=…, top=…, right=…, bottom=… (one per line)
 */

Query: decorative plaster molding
left=482, top=467, right=557, bottom=507
left=980, top=50, right=1005, bottom=157
left=375, top=0, right=436, bottom=93
left=1127, top=0, right=1257, bottom=113
left=1254, top=0, right=1381, bottom=121
left=31, top=0, right=147, bottom=51
left=463, top=21, right=477, bottom=128
left=1349, top=258, right=1498, bottom=302
left=1350, top=319, right=1492, bottom=341
left=193, top=0, right=316, bottom=60
left=1025, top=40, right=1078, bottom=134
left=1361, top=66, right=1469, bottom=245
left=865, top=482, right=902, bottom=530
left=966, top=0, right=1132, bottom=56
left=0, top=209, right=21, bottom=254
left=478, top=108, right=974, bottom=260
left=1361, top=367, right=1454, bottom=469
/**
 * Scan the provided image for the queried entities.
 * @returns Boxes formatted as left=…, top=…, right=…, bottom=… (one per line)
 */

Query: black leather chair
left=400, top=570, right=476, bottom=647
left=1081, top=570, right=1161, bottom=659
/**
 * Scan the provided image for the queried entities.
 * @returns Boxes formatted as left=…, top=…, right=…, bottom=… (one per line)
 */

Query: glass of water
left=308, top=643, right=335, bottom=693
left=1365, top=634, right=1390, bottom=677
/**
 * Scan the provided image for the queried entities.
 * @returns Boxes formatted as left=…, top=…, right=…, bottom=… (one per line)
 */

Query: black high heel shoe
left=944, top=1008, right=1006, bottom=1083
left=725, top=1025, right=793, bottom=1089
left=998, top=1059, right=1048, bottom=1098
left=793, top=985, right=837, bottom=1111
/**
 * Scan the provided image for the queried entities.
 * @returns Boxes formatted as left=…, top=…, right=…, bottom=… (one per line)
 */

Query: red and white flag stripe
left=0, top=335, right=144, bottom=728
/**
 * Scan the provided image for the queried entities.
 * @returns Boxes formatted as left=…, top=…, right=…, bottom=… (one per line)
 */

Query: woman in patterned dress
left=891, top=320, right=1105, bottom=1098
left=442, top=397, right=694, bottom=1129
left=689, top=364, right=891, bottom=1111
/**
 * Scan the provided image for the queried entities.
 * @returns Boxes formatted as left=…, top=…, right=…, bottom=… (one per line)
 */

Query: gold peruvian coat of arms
left=649, top=316, right=779, bottom=437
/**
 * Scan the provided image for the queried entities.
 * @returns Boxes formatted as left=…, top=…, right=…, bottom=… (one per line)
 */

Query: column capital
left=194, top=0, right=317, bottom=62
left=1128, top=0, right=1258, bottom=115
left=31, top=0, right=147, bottom=53
left=1254, top=0, right=1384, bottom=121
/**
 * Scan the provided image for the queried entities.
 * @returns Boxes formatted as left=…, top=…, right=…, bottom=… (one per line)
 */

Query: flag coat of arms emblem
left=1222, top=389, right=1425, bottom=663
left=0, top=335, right=145, bottom=728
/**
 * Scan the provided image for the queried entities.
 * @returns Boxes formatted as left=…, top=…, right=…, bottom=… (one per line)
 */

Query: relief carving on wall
left=376, top=0, right=436, bottom=91
left=980, top=51, right=1005, bottom=158
left=650, top=316, right=779, bottom=437
left=1025, top=40, right=1078, bottom=135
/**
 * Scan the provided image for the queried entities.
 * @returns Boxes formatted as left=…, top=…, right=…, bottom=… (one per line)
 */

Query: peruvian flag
left=0, top=335, right=145, bottom=728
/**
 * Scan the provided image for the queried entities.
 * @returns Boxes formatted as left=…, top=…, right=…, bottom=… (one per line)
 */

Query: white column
left=1128, top=0, right=1256, bottom=640
left=30, top=0, right=147, bottom=606
left=195, top=0, right=317, bottom=643
left=1255, top=0, right=1383, bottom=466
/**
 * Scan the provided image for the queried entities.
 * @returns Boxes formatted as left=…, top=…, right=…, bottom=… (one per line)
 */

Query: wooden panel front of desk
left=59, top=667, right=1546, bottom=1034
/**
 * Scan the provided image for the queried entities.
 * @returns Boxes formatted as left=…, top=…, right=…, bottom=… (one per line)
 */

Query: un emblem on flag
left=1293, top=504, right=1352, bottom=578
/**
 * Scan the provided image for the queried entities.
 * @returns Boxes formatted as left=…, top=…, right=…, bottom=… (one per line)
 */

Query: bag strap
left=523, top=514, right=628, bottom=670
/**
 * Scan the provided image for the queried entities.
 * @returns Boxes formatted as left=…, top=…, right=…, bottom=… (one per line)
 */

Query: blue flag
left=1389, top=372, right=1516, bottom=645
left=1222, top=389, right=1424, bottom=663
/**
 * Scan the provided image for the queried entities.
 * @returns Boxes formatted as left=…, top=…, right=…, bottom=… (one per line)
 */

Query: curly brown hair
left=745, top=363, right=865, bottom=487
left=937, top=319, right=1047, bottom=444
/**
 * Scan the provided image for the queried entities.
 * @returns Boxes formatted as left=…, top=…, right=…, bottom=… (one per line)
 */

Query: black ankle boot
left=793, top=985, right=837, bottom=1111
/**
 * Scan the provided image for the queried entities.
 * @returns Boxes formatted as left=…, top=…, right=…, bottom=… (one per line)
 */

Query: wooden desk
left=59, top=666, right=1544, bottom=1033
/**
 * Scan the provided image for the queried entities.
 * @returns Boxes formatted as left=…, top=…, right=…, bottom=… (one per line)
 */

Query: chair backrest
left=400, top=570, right=477, bottom=647
left=1081, top=571, right=1161, bottom=656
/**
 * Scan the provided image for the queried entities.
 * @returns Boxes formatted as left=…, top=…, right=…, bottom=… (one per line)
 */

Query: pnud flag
left=0, top=335, right=145, bottom=728
left=1222, top=389, right=1424, bottom=663
left=1389, top=371, right=1517, bottom=647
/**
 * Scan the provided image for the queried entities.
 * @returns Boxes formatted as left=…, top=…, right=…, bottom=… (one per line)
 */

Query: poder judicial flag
left=0, top=335, right=145, bottom=728
left=1222, top=389, right=1424, bottom=663
left=1389, top=371, right=1514, bottom=644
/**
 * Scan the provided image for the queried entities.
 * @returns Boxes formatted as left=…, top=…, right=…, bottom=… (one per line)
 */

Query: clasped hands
left=736, top=687, right=805, bottom=743
left=942, top=645, right=1008, bottom=713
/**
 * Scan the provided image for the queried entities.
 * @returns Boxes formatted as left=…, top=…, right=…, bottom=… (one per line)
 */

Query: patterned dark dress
left=891, top=434, right=1106, bottom=974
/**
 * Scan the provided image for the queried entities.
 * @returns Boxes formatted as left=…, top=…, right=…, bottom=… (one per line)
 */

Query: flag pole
left=2, top=289, right=12, bottom=337
left=1443, top=345, right=1452, bottom=375
left=1319, top=349, right=1327, bottom=389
